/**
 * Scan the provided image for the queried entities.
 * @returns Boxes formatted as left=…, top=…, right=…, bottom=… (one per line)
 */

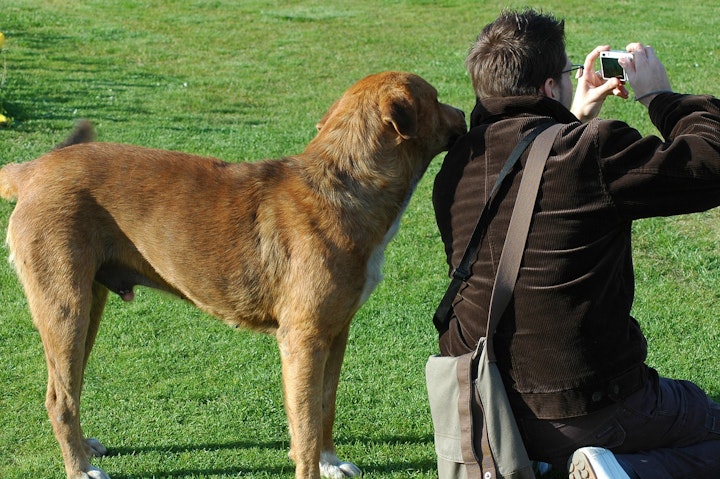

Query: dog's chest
left=358, top=182, right=417, bottom=306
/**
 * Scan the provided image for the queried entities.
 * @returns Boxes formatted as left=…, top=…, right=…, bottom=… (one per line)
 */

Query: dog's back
left=0, top=163, right=25, bottom=201
left=0, top=120, right=95, bottom=202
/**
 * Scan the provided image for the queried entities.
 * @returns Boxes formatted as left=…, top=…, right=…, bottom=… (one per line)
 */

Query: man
left=433, top=8, right=720, bottom=479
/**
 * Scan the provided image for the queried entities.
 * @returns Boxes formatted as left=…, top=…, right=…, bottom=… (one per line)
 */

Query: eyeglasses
left=562, top=64, right=584, bottom=74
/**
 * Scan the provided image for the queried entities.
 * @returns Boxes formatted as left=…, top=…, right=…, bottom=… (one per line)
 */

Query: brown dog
left=0, top=71, right=466, bottom=479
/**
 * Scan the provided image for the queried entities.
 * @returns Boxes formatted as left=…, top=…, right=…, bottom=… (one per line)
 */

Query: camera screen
left=601, top=57, right=625, bottom=79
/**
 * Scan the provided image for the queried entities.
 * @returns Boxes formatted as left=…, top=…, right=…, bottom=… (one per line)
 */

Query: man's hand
left=570, top=45, right=628, bottom=122
left=621, top=43, right=672, bottom=107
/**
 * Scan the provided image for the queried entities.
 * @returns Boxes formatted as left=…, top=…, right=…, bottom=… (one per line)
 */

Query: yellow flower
left=0, top=32, right=4, bottom=49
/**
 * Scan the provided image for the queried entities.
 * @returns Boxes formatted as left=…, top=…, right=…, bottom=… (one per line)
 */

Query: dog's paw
left=82, top=466, right=111, bottom=479
left=85, top=437, right=108, bottom=457
left=320, top=452, right=362, bottom=478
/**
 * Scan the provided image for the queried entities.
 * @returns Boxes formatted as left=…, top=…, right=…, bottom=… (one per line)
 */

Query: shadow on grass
left=1, top=72, right=161, bottom=127
left=1, top=30, right=177, bottom=129
left=106, top=434, right=436, bottom=478
left=105, top=439, right=288, bottom=479
left=106, top=438, right=287, bottom=458
left=110, top=466, right=292, bottom=478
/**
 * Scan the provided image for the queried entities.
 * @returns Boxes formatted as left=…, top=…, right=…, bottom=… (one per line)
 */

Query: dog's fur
left=0, top=71, right=466, bottom=479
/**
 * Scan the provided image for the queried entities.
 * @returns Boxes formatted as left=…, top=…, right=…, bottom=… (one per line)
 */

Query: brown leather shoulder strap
left=480, top=122, right=564, bottom=362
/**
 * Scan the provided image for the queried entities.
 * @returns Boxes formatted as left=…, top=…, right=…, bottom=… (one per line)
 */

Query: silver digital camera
left=600, top=51, right=633, bottom=81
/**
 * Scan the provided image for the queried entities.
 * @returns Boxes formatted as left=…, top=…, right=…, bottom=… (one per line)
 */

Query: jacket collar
left=470, top=95, right=578, bottom=128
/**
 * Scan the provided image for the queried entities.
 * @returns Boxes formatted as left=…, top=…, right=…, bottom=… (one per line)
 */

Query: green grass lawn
left=1, top=1, right=719, bottom=478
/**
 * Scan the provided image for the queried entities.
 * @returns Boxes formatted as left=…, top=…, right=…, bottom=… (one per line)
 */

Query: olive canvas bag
left=426, top=122, right=563, bottom=479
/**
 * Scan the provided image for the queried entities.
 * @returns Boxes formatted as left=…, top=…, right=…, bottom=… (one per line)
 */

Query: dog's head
left=308, top=72, right=466, bottom=181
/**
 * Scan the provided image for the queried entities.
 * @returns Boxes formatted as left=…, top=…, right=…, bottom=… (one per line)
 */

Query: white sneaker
left=568, top=447, right=631, bottom=479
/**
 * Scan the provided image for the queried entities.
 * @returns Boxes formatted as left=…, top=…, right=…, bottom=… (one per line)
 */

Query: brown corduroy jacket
left=432, top=93, right=720, bottom=419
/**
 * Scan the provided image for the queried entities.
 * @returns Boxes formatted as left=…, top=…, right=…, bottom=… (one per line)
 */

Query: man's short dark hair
left=466, top=8, right=566, bottom=99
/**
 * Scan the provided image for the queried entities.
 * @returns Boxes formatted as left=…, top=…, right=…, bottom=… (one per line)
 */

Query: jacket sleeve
left=598, top=93, right=720, bottom=220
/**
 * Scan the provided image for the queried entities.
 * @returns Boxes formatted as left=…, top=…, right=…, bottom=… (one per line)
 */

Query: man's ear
left=541, top=77, right=559, bottom=100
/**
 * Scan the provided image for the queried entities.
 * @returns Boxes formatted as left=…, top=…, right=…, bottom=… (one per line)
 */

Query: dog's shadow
left=105, top=435, right=436, bottom=478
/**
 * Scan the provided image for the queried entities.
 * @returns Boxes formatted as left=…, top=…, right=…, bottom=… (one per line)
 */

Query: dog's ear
left=316, top=99, right=340, bottom=131
left=316, top=112, right=329, bottom=132
left=380, top=91, right=417, bottom=140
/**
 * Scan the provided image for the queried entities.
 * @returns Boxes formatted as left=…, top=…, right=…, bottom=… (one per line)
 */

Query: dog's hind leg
left=8, top=222, right=110, bottom=479
left=30, top=285, right=111, bottom=479
left=35, top=282, right=110, bottom=479
left=81, top=282, right=110, bottom=459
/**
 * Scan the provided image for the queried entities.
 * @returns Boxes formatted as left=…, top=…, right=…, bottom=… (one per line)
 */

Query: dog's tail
left=54, top=119, right=96, bottom=150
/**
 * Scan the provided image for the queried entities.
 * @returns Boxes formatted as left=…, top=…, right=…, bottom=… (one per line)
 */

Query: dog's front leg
left=319, top=324, right=361, bottom=479
left=277, top=328, right=326, bottom=479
